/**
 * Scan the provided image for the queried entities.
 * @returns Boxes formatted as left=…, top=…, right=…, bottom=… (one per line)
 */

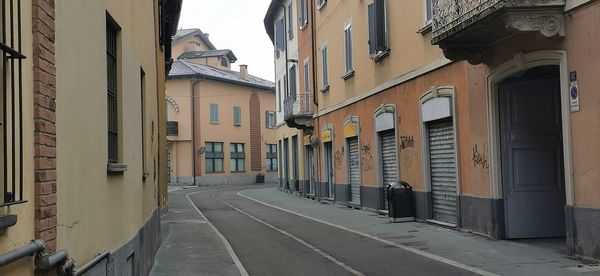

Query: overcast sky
left=177, top=0, right=275, bottom=81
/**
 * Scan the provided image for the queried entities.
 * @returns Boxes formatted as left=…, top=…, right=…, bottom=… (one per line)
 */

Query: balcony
left=431, top=0, right=566, bottom=64
left=283, top=93, right=314, bottom=130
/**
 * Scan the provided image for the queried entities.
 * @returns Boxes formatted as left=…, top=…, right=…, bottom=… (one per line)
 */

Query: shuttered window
left=210, top=103, right=219, bottom=124
left=265, top=111, right=276, bottom=129
left=288, top=3, right=294, bottom=39
left=344, top=24, right=353, bottom=74
left=233, top=106, right=241, bottom=126
left=348, top=137, right=361, bottom=204
left=428, top=120, right=457, bottom=224
left=107, top=17, right=120, bottom=163
left=368, top=0, right=388, bottom=57
left=277, top=80, right=282, bottom=111
left=300, top=0, right=308, bottom=28
left=425, top=0, right=433, bottom=24
left=205, top=142, right=224, bottom=173
left=321, top=44, right=329, bottom=89
left=289, top=65, right=297, bottom=98
left=275, top=19, right=285, bottom=58
left=230, top=143, right=245, bottom=172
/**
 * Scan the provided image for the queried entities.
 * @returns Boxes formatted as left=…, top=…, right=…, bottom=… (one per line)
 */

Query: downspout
left=309, top=0, right=321, bottom=198
left=191, top=79, right=204, bottom=186
left=0, top=240, right=75, bottom=275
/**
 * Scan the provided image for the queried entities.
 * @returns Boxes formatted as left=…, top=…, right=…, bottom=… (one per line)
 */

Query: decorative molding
left=503, top=11, right=565, bottom=37
left=166, top=96, right=180, bottom=112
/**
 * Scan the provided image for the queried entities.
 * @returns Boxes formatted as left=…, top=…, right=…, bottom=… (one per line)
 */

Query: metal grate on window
left=107, top=16, right=119, bottom=163
left=1, top=0, right=26, bottom=206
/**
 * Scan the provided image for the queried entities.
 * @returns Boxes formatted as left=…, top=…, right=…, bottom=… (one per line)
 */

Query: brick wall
left=249, top=93, right=262, bottom=171
left=32, top=0, right=57, bottom=252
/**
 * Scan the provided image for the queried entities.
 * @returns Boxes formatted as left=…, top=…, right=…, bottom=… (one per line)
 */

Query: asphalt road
left=188, top=186, right=479, bottom=276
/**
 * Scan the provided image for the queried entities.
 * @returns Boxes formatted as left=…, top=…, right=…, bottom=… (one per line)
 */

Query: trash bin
left=256, top=173, right=265, bottom=184
left=387, top=181, right=415, bottom=223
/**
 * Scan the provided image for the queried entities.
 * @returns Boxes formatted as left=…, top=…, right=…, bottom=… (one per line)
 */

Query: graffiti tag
left=400, top=136, right=415, bottom=150
left=472, top=144, right=489, bottom=169
left=360, top=143, right=374, bottom=171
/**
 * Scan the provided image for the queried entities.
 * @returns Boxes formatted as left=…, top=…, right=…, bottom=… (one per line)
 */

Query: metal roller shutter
left=428, top=120, right=457, bottom=224
left=380, top=130, right=397, bottom=211
left=348, top=137, right=360, bottom=204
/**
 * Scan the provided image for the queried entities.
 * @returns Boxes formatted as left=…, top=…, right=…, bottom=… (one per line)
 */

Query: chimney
left=240, top=65, right=248, bottom=80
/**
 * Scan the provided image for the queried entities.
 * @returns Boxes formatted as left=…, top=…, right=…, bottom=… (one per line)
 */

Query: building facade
left=265, top=0, right=600, bottom=261
left=0, top=0, right=181, bottom=275
left=167, top=29, right=277, bottom=186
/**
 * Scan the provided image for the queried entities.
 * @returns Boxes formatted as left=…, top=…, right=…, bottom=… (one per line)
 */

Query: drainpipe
left=0, top=240, right=75, bottom=275
left=309, top=0, right=321, bottom=198
left=191, top=79, right=204, bottom=186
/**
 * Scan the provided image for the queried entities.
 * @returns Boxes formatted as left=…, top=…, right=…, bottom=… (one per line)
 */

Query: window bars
left=1, top=0, right=26, bottom=206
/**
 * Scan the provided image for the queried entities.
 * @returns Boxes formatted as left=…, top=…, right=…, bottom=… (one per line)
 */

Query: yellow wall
left=0, top=0, right=36, bottom=274
left=277, top=126, right=305, bottom=182
left=55, top=0, right=161, bottom=264
left=314, top=0, right=444, bottom=111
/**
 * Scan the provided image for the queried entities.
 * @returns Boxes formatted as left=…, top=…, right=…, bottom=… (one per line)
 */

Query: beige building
left=167, top=29, right=277, bottom=186
left=265, top=0, right=600, bottom=261
left=0, top=0, right=181, bottom=275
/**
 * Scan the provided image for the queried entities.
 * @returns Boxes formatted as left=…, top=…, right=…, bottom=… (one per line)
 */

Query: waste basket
left=256, top=173, right=265, bottom=184
left=386, top=181, right=415, bottom=222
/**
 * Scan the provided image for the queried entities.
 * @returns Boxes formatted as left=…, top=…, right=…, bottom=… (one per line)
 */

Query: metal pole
left=0, top=240, right=45, bottom=267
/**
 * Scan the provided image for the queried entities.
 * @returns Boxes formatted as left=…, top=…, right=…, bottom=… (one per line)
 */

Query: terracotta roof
left=169, top=60, right=274, bottom=90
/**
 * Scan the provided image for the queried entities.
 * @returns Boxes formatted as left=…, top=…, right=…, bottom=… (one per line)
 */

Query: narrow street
left=151, top=185, right=594, bottom=276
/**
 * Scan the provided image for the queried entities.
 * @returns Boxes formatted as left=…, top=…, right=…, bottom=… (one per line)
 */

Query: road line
left=211, top=194, right=365, bottom=276
left=237, top=190, right=497, bottom=276
left=185, top=190, right=249, bottom=276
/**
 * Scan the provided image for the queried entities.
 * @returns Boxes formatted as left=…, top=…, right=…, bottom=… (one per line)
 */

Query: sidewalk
left=239, top=187, right=600, bottom=276
left=150, top=186, right=240, bottom=276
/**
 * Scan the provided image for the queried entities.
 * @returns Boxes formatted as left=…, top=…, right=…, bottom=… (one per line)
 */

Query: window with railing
left=107, top=15, right=120, bottom=164
left=1, top=0, right=26, bottom=206
left=205, top=142, right=224, bottom=173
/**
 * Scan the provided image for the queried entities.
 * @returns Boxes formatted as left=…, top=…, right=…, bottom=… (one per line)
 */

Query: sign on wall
left=570, top=71, right=580, bottom=113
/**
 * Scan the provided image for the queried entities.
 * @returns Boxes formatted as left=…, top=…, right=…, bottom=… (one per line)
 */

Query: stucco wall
left=55, top=0, right=161, bottom=265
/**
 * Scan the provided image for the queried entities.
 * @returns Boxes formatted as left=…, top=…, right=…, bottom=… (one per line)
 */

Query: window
left=304, top=58, right=311, bottom=112
left=424, top=0, right=433, bottom=25
left=230, top=143, right=245, bottom=172
left=274, top=19, right=285, bottom=57
left=299, top=0, right=308, bottom=28
left=1, top=0, right=26, bottom=205
left=205, top=142, right=224, bottom=173
left=277, top=80, right=282, bottom=111
left=233, top=106, right=241, bottom=126
left=317, top=0, right=326, bottom=10
left=321, top=44, right=329, bottom=91
left=288, top=3, right=294, bottom=39
left=221, top=57, right=228, bottom=67
left=368, top=0, right=389, bottom=59
left=344, top=23, right=354, bottom=75
left=283, top=74, right=289, bottom=98
left=107, top=16, right=120, bottom=164
left=140, top=68, right=147, bottom=177
left=267, top=144, right=278, bottom=171
left=288, top=65, right=297, bottom=98
left=266, top=111, right=276, bottom=129
left=210, top=103, right=219, bottom=123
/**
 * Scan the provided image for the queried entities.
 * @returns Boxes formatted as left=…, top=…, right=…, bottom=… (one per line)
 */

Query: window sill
left=320, top=85, right=330, bottom=93
left=210, top=122, right=219, bottom=125
left=0, top=214, right=17, bottom=231
left=371, top=49, right=390, bottom=63
left=233, top=124, right=241, bottom=127
left=205, top=171, right=224, bottom=174
left=341, top=70, right=355, bottom=80
left=231, top=171, right=246, bottom=174
left=417, top=24, right=432, bottom=35
left=107, top=163, right=127, bottom=173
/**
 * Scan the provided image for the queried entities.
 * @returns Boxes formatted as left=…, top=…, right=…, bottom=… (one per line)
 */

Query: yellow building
left=0, top=0, right=181, bottom=274
left=167, top=29, right=277, bottom=186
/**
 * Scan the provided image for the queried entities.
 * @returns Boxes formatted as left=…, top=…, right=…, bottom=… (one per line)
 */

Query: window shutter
left=322, top=47, right=328, bottom=86
left=368, top=3, right=376, bottom=55
left=210, top=104, right=218, bottom=123
left=375, top=0, right=386, bottom=51
left=288, top=4, right=294, bottom=39
left=265, top=111, right=269, bottom=128
left=233, top=106, right=241, bottom=125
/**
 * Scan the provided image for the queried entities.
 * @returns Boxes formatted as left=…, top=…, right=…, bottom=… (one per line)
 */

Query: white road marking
left=237, top=190, right=498, bottom=276
left=211, top=194, right=365, bottom=276
left=185, top=190, right=249, bottom=276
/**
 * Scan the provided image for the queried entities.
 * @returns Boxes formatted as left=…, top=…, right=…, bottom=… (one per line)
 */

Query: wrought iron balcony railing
left=283, top=93, right=313, bottom=129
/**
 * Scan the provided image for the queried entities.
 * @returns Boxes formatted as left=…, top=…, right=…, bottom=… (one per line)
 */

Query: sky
left=177, top=0, right=275, bottom=81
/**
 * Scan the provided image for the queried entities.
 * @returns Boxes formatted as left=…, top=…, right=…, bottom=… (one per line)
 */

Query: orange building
left=167, top=29, right=277, bottom=186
